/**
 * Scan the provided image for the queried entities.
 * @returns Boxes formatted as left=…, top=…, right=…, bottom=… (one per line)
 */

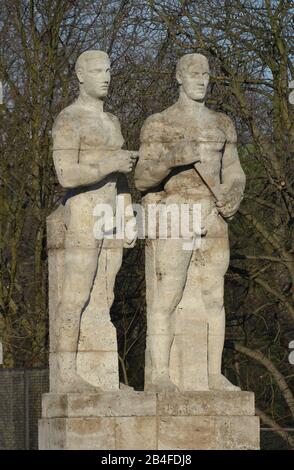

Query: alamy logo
left=92, top=196, right=203, bottom=251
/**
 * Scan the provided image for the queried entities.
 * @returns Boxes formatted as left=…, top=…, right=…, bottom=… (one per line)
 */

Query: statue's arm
left=53, top=150, right=105, bottom=189
left=134, top=141, right=173, bottom=191
left=135, top=114, right=202, bottom=191
left=217, top=117, right=246, bottom=218
left=222, top=142, right=246, bottom=195
left=134, top=115, right=174, bottom=191
left=52, top=112, right=125, bottom=189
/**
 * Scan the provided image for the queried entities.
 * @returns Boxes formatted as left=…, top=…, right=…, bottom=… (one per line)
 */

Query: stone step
left=42, top=390, right=255, bottom=418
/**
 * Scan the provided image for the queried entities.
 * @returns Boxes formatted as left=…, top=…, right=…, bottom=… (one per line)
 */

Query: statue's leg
left=55, top=246, right=100, bottom=352
left=103, top=246, right=124, bottom=310
left=102, top=246, right=132, bottom=390
left=200, top=234, right=240, bottom=391
left=75, top=244, right=123, bottom=390
left=80, top=245, right=123, bottom=319
left=146, top=238, right=193, bottom=391
left=52, top=195, right=102, bottom=392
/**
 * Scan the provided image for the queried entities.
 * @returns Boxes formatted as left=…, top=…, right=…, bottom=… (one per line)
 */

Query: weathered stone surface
left=40, top=417, right=156, bottom=450
left=135, top=53, right=246, bottom=393
left=47, top=209, right=65, bottom=356
left=157, top=391, right=255, bottom=416
left=39, top=414, right=259, bottom=450
left=39, top=418, right=67, bottom=450
left=40, top=51, right=258, bottom=451
left=77, top=316, right=118, bottom=352
left=170, top=321, right=209, bottom=391
left=46, top=50, right=137, bottom=394
left=40, top=391, right=259, bottom=450
left=214, top=416, right=260, bottom=450
left=66, top=418, right=116, bottom=450
left=42, top=393, right=68, bottom=418
left=158, top=416, right=259, bottom=450
left=42, top=391, right=156, bottom=418
left=115, top=417, right=157, bottom=450
left=76, top=351, right=119, bottom=390
left=49, top=352, right=87, bottom=393
left=159, top=416, right=215, bottom=450
left=39, top=417, right=116, bottom=450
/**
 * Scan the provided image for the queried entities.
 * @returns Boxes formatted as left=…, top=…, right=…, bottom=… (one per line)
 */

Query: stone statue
left=49, top=50, right=137, bottom=392
left=40, top=52, right=259, bottom=451
left=135, top=53, right=246, bottom=392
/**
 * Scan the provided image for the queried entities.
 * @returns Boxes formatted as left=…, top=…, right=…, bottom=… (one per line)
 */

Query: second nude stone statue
left=135, top=53, right=246, bottom=392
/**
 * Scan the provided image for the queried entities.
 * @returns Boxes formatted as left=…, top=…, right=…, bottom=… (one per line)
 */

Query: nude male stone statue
left=135, top=53, right=246, bottom=392
left=51, top=50, right=137, bottom=392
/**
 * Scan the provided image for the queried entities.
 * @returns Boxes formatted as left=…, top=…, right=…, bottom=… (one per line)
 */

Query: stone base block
left=39, top=391, right=260, bottom=450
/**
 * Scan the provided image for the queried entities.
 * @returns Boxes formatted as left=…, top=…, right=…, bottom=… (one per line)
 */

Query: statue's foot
left=56, top=378, right=102, bottom=393
left=209, top=374, right=240, bottom=391
left=53, top=352, right=103, bottom=393
left=119, top=382, right=134, bottom=392
left=149, top=375, right=179, bottom=392
left=65, top=374, right=102, bottom=393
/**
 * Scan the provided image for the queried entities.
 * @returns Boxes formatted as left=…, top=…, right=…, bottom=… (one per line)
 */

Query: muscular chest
left=79, top=112, right=124, bottom=150
left=169, top=120, right=226, bottom=150
left=163, top=117, right=226, bottom=194
left=164, top=119, right=226, bottom=173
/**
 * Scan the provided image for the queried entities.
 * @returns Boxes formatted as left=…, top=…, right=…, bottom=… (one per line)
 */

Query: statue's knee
left=57, top=295, right=87, bottom=315
left=202, top=287, right=224, bottom=314
left=54, top=312, right=79, bottom=350
left=55, top=334, right=77, bottom=352
left=106, top=291, right=115, bottom=308
left=209, top=304, right=225, bottom=320
left=156, top=286, right=183, bottom=312
left=147, top=310, right=172, bottom=335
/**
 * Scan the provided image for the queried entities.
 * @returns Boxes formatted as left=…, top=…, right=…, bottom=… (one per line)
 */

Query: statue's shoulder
left=143, top=110, right=166, bottom=126
left=161, top=102, right=181, bottom=121
left=105, top=111, right=119, bottom=120
left=53, top=101, right=82, bottom=132
left=105, top=112, right=121, bottom=126
left=210, top=109, right=237, bottom=142
left=140, top=106, right=175, bottom=143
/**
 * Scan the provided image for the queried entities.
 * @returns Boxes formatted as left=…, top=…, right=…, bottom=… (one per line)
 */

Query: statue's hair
left=75, top=50, right=110, bottom=74
left=176, top=53, right=209, bottom=75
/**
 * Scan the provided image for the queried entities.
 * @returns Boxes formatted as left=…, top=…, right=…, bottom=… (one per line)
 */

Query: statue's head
left=176, top=53, right=210, bottom=102
left=75, top=50, right=110, bottom=99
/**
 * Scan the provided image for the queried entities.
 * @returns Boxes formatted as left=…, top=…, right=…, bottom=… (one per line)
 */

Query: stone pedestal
left=39, top=391, right=259, bottom=450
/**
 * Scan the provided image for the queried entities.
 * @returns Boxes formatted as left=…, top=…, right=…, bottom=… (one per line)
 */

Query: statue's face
left=79, top=56, right=111, bottom=99
left=177, top=59, right=209, bottom=101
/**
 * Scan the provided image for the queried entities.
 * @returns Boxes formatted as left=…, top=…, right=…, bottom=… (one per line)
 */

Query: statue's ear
left=76, top=67, right=84, bottom=84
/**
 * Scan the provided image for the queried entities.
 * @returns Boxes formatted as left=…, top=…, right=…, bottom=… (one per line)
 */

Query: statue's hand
left=113, top=150, right=138, bottom=174
left=216, top=186, right=240, bottom=219
left=170, top=142, right=201, bottom=167
left=216, top=184, right=243, bottom=219
left=216, top=202, right=237, bottom=219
